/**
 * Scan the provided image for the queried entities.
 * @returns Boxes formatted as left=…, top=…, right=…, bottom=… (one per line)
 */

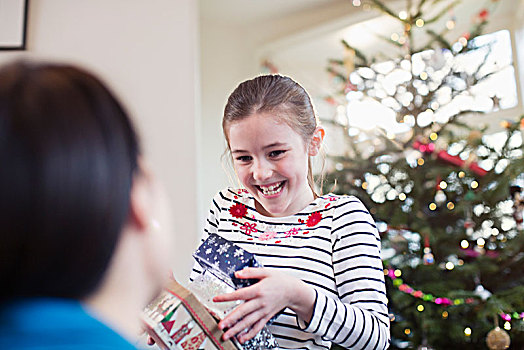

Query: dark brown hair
left=223, top=75, right=319, bottom=190
left=0, top=61, right=140, bottom=302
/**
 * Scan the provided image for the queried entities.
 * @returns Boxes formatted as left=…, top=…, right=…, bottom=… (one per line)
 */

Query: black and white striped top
left=190, top=188, right=390, bottom=350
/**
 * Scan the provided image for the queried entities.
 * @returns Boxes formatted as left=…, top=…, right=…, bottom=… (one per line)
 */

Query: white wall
left=0, top=0, right=199, bottom=281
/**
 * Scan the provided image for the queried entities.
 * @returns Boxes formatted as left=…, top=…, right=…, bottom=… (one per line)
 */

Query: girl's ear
left=308, top=126, right=325, bottom=156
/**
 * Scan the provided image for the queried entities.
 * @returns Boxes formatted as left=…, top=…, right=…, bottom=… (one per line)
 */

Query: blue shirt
left=0, top=298, right=137, bottom=349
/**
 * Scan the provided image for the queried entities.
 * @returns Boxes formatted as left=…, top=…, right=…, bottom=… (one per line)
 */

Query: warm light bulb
left=458, top=171, right=465, bottom=178
left=429, top=203, right=437, bottom=210
left=394, top=269, right=402, bottom=277
left=416, top=19, right=424, bottom=27
left=504, top=321, right=511, bottom=330
left=391, top=33, right=400, bottom=41
left=439, top=180, right=447, bottom=189
left=464, top=327, right=472, bottom=336
left=352, top=0, right=361, bottom=6
left=399, top=193, right=406, bottom=201
left=420, top=72, right=428, bottom=80
left=446, top=20, right=455, bottom=30
left=404, top=328, right=411, bottom=335
left=399, top=11, right=408, bottom=20
left=447, top=202, right=455, bottom=210
left=442, top=311, right=449, bottom=319
left=417, top=305, right=425, bottom=312
left=477, top=238, right=485, bottom=247
left=362, top=182, right=368, bottom=190
left=430, top=133, right=438, bottom=141
left=417, top=158, right=425, bottom=166
left=445, top=262, right=455, bottom=270
left=460, top=240, right=469, bottom=249
left=471, top=181, right=479, bottom=189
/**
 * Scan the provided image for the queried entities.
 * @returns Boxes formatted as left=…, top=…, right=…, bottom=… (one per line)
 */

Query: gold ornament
left=486, top=326, right=510, bottom=350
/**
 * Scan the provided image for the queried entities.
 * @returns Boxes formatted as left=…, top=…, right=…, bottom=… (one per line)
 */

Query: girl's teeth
left=260, top=182, right=283, bottom=195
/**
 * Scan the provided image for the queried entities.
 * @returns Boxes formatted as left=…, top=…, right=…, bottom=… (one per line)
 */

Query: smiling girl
left=190, top=75, right=390, bottom=349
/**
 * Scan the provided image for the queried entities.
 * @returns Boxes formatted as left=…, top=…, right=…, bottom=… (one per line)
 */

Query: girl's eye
left=235, top=155, right=252, bottom=162
left=268, top=150, right=286, bottom=158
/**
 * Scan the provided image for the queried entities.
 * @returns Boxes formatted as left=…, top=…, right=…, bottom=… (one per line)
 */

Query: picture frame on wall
left=0, top=0, right=29, bottom=50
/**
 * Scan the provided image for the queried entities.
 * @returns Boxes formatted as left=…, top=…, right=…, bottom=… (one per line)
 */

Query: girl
left=191, top=75, right=390, bottom=349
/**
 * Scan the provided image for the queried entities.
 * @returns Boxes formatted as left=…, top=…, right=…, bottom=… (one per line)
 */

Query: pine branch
left=423, top=29, right=453, bottom=51
left=424, top=0, right=461, bottom=25
left=341, top=39, right=368, bottom=64
left=368, top=0, right=404, bottom=22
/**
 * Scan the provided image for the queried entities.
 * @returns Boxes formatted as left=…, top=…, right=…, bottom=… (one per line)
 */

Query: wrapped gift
left=142, top=279, right=238, bottom=350
left=192, top=233, right=262, bottom=289
left=191, top=234, right=279, bottom=350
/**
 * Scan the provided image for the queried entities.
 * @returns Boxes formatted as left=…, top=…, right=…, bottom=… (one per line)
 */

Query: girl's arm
left=297, top=196, right=390, bottom=349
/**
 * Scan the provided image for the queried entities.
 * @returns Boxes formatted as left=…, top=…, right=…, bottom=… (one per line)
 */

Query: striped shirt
left=190, top=188, right=390, bottom=350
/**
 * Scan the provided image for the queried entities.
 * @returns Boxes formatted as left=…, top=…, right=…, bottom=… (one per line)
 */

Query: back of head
left=0, top=61, right=140, bottom=302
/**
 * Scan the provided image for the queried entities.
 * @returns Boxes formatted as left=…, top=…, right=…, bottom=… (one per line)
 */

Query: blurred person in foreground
left=0, top=60, right=174, bottom=349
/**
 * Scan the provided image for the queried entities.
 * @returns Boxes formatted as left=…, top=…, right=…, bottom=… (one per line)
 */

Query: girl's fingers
left=237, top=317, right=270, bottom=343
left=234, top=267, right=269, bottom=279
left=222, top=309, right=265, bottom=341
left=213, top=284, right=257, bottom=302
left=218, top=299, right=261, bottom=330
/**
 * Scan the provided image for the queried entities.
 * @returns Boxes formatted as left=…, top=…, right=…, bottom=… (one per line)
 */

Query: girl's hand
left=212, top=267, right=315, bottom=344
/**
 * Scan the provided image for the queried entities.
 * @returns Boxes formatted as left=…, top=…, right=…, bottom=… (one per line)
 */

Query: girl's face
left=227, top=112, right=319, bottom=217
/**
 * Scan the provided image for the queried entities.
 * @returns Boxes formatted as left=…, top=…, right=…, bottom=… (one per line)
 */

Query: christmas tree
left=324, top=0, right=524, bottom=349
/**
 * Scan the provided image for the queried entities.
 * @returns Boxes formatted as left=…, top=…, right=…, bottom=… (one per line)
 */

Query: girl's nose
left=252, top=159, right=272, bottom=182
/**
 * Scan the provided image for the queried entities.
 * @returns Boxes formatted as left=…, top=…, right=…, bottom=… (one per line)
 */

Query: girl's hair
left=223, top=74, right=320, bottom=191
left=0, top=61, right=140, bottom=302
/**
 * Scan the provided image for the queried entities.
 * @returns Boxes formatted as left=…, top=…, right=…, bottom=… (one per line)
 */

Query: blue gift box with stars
left=192, top=233, right=262, bottom=289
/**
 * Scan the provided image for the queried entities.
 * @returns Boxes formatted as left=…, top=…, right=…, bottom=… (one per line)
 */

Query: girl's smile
left=227, top=112, right=317, bottom=217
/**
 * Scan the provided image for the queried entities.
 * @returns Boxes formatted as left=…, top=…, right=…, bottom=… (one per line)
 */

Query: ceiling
left=199, top=0, right=343, bottom=25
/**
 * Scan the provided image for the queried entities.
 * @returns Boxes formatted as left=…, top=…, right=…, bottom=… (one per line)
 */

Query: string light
left=460, top=240, right=469, bottom=249
left=445, top=262, right=455, bottom=270
left=399, top=11, right=407, bottom=20
left=442, top=311, right=449, bottom=319
left=446, top=20, right=455, bottom=30
left=399, top=193, right=407, bottom=201
left=459, top=37, right=468, bottom=46
left=430, top=132, right=438, bottom=141
left=458, top=171, right=465, bottom=178
left=429, top=203, right=437, bottom=210
left=404, top=328, right=411, bottom=335
left=362, top=182, right=368, bottom=190
left=420, top=72, right=428, bottom=80
left=391, top=33, right=400, bottom=41
left=417, top=304, right=425, bottom=312
left=417, top=158, right=425, bottom=166
left=464, top=327, right=472, bottom=336
left=394, top=269, right=402, bottom=277
left=352, top=0, right=361, bottom=6
left=471, top=181, right=479, bottom=189
left=439, top=180, right=447, bottom=189
left=447, top=202, right=455, bottom=210
left=504, top=322, right=511, bottom=330
left=477, top=238, right=485, bottom=248
left=416, top=19, right=425, bottom=27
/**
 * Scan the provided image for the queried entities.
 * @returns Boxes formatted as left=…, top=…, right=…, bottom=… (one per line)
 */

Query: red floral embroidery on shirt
left=240, top=222, right=258, bottom=235
left=306, top=212, right=322, bottom=227
left=285, top=227, right=300, bottom=237
left=229, top=203, right=247, bottom=219
left=259, top=231, right=276, bottom=241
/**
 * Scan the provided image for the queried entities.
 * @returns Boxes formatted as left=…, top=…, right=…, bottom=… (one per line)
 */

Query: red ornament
left=478, top=8, right=489, bottom=21
left=306, top=212, right=323, bottom=227
left=436, top=150, right=488, bottom=176
left=229, top=203, right=247, bottom=219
